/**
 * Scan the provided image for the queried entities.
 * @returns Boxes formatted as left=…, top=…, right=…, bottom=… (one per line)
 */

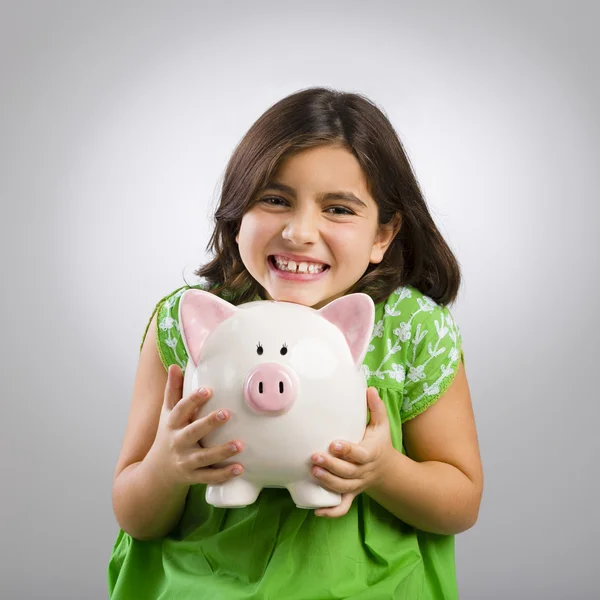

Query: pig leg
left=287, top=480, right=342, bottom=509
left=206, top=478, right=262, bottom=508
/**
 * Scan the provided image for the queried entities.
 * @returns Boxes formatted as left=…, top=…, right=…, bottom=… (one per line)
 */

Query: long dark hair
left=196, top=87, right=461, bottom=306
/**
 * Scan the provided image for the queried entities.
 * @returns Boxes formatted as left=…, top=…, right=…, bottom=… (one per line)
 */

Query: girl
left=108, top=87, right=483, bottom=599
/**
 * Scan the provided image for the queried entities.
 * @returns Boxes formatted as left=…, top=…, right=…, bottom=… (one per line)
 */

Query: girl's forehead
left=275, top=145, right=361, bottom=178
left=267, top=146, right=374, bottom=205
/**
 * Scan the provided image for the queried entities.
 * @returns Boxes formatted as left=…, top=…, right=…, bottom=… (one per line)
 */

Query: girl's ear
left=370, top=213, right=402, bottom=264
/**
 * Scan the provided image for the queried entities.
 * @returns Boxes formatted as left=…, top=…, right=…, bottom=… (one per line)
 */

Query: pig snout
left=243, top=363, right=297, bottom=415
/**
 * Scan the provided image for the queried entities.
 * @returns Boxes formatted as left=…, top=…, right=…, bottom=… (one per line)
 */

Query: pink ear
left=317, top=293, right=375, bottom=365
left=178, top=290, right=237, bottom=366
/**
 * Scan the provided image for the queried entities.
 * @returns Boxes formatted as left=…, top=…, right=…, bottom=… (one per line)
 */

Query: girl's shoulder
left=366, top=285, right=464, bottom=422
left=149, top=280, right=254, bottom=370
left=371, top=284, right=460, bottom=340
left=145, top=280, right=213, bottom=371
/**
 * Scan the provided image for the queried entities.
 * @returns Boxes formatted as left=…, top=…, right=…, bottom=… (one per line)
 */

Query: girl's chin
left=270, top=294, right=316, bottom=306
left=264, top=287, right=324, bottom=307
left=267, top=291, right=344, bottom=310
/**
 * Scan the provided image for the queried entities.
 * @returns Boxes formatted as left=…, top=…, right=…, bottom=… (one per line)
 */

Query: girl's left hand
left=311, top=387, right=395, bottom=518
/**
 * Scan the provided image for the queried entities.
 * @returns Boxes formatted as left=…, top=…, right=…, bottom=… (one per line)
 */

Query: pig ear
left=317, top=293, right=375, bottom=365
left=178, top=290, right=237, bottom=367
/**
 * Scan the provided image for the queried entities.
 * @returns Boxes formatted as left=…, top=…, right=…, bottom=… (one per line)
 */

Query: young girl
left=108, top=87, right=483, bottom=599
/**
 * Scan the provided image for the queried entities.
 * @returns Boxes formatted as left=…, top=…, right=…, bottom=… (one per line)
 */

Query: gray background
left=1, top=1, right=598, bottom=598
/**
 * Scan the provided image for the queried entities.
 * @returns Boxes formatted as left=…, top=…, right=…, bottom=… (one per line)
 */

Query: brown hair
left=195, top=87, right=461, bottom=306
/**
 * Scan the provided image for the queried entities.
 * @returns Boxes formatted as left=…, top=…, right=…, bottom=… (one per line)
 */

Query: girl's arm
left=312, top=361, right=483, bottom=535
left=367, top=361, right=483, bottom=535
left=112, top=313, right=190, bottom=540
left=113, top=313, right=245, bottom=541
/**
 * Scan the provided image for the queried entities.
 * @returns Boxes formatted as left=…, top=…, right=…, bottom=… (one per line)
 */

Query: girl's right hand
left=146, top=364, right=244, bottom=486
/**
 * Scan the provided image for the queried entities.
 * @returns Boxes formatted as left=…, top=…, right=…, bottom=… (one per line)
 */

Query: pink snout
left=243, top=363, right=298, bottom=415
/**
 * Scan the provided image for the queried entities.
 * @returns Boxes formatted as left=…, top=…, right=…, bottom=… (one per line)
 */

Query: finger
left=312, top=465, right=358, bottom=495
left=190, top=440, right=243, bottom=469
left=366, top=387, right=389, bottom=427
left=168, top=387, right=213, bottom=430
left=315, top=492, right=355, bottom=518
left=181, top=406, right=231, bottom=444
left=163, top=364, right=184, bottom=411
left=190, top=464, right=244, bottom=485
left=328, top=440, right=372, bottom=465
left=311, top=452, right=358, bottom=479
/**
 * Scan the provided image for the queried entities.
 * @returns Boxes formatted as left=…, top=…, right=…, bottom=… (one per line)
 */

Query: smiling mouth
left=268, top=255, right=330, bottom=275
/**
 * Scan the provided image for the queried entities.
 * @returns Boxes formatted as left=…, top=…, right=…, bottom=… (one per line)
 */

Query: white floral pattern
left=159, top=316, right=176, bottom=331
left=362, top=286, right=463, bottom=422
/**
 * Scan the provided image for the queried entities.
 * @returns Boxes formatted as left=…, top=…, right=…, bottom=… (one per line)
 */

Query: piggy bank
left=179, top=290, right=375, bottom=509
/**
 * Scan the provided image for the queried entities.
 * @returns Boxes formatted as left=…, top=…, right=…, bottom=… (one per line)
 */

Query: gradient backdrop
left=1, top=1, right=598, bottom=598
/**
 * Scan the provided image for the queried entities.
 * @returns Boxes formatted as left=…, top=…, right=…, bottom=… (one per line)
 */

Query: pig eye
left=256, top=343, right=264, bottom=355
left=280, top=344, right=288, bottom=356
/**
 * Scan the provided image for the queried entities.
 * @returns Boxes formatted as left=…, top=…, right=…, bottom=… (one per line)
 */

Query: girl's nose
left=281, top=209, right=320, bottom=245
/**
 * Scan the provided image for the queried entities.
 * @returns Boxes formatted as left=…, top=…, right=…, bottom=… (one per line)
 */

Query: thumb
left=366, top=387, right=388, bottom=427
left=164, top=364, right=183, bottom=411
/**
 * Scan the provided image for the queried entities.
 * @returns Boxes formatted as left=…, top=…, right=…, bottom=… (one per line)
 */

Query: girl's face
left=236, top=145, right=400, bottom=309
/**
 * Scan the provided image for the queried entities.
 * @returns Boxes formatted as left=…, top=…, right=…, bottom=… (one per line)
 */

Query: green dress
left=108, top=284, right=465, bottom=599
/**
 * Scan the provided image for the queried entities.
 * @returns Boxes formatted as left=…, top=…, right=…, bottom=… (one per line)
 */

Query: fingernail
left=232, top=467, right=242, bottom=475
left=314, top=468, right=323, bottom=477
left=230, top=444, right=238, bottom=452
left=313, top=455, right=324, bottom=464
left=198, top=387, right=207, bottom=397
left=333, top=443, right=343, bottom=451
left=217, top=410, right=227, bottom=420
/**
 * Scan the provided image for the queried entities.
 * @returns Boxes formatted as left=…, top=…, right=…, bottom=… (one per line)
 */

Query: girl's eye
left=259, top=197, right=354, bottom=216
left=326, top=206, right=355, bottom=216
left=260, top=196, right=288, bottom=207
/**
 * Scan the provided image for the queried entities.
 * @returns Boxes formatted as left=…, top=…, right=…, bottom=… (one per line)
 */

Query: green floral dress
left=108, top=284, right=464, bottom=599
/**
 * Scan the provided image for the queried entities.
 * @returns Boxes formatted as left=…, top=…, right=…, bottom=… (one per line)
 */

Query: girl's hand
left=311, top=387, right=394, bottom=518
left=146, top=364, right=244, bottom=486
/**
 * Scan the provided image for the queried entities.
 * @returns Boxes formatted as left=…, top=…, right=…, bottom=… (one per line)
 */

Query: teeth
left=273, top=256, right=325, bottom=274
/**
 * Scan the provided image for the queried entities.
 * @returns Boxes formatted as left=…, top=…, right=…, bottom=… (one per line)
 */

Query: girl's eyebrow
left=264, top=181, right=368, bottom=209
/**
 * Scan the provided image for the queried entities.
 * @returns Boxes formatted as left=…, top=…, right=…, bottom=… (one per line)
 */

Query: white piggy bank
left=179, top=290, right=375, bottom=509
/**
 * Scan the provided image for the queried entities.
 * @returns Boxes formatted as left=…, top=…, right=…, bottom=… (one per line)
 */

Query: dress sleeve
left=137, top=286, right=190, bottom=370
left=154, top=287, right=190, bottom=371
left=400, top=303, right=464, bottom=423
